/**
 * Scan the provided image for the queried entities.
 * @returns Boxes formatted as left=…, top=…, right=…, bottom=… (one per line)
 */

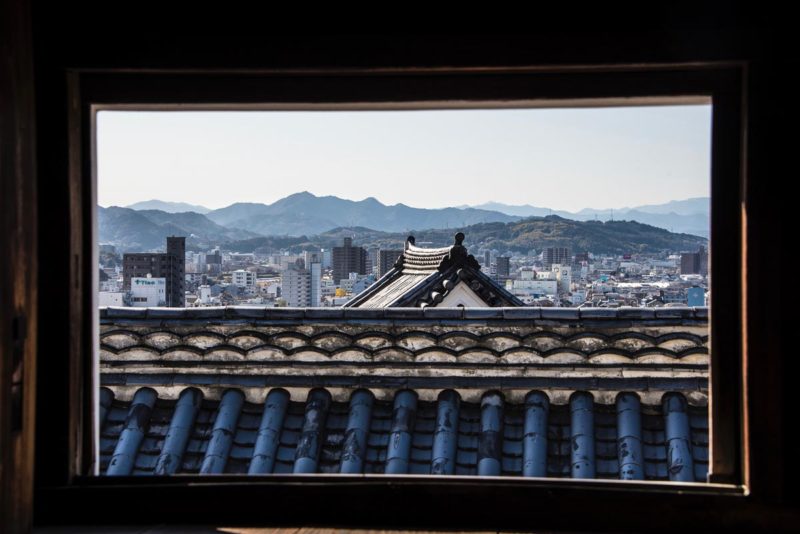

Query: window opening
left=95, top=104, right=712, bottom=482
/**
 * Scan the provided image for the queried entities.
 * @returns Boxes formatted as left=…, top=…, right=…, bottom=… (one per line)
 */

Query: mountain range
left=118, top=192, right=709, bottom=238
left=98, top=206, right=261, bottom=251
left=203, top=192, right=519, bottom=236
left=101, top=192, right=709, bottom=252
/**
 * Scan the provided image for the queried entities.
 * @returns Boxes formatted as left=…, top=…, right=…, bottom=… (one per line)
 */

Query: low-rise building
left=231, top=269, right=257, bottom=288
left=129, top=275, right=166, bottom=307
left=98, top=291, right=124, bottom=307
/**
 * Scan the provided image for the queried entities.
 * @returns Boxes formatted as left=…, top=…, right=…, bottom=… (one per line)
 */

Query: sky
left=97, top=105, right=711, bottom=212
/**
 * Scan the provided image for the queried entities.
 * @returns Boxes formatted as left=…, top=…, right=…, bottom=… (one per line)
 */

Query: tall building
left=205, top=249, right=222, bottom=275
left=309, top=262, right=322, bottom=307
left=303, top=251, right=321, bottom=268
left=332, top=237, right=367, bottom=283
left=122, top=236, right=185, bottom=306
left=281, top=259, right=322, bottom=306
left=681, top=246, right=708, bottom=275
left=378, top=249, right=403, bottom=277
left=543, top=247, right=570, bottom=269
left=366, top=248, right=379, bottom=275
left=496, top=256, right=510, bottom=279
left=484, top=251, right=491, bottom=270
left=191, top=252, right=206, bottom=274
left=206, top=250, right=222, bottom=265
left=321, top=249, right=332, bottom=269
left=281, top=259, right=311, bottom=307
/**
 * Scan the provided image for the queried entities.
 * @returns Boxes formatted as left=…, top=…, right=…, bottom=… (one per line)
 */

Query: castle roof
left=345, top=233, right=524, bottom=308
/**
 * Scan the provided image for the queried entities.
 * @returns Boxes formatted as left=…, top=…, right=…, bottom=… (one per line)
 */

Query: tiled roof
left=100, top=386, right=708, bottom=481
left=345, top=233, right=524, bottom=308
left=100, top=306, right=708, bottom=402
left=99, top=306, right=708, bottom=482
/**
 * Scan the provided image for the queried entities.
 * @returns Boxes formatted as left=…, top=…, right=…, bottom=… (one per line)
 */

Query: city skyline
left=97, top=105, right=711, bottom=212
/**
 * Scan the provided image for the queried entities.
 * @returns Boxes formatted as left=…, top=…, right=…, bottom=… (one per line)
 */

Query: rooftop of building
left=98, top=305, right=708, bottom=481
left=345, top=233, right=524, bottom=308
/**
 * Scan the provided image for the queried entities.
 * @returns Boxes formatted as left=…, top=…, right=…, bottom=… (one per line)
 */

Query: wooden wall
left=0, top=0, right=38, bottom=532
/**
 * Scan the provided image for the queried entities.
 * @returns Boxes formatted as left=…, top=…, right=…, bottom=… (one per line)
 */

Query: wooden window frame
left=35, top=64, right=755, bottom=530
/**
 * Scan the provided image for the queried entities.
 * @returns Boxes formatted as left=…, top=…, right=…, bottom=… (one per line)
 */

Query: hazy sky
left=97, top=105, right=711, bottom=212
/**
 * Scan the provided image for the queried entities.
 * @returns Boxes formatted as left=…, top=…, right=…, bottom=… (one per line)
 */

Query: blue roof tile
left=98, top=386, right=708, bottom=482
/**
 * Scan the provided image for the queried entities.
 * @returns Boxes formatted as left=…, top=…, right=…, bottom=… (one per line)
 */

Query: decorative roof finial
left=454, top=232, right=465, bottom=246
left=405, top=235, right=415, bottom=251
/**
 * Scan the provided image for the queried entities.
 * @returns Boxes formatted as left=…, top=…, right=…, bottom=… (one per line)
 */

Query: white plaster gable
left=439, top=282, right=489, bottom=307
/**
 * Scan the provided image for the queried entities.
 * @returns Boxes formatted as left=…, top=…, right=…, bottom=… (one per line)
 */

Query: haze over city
left=97, top=105, right=711, bottom=212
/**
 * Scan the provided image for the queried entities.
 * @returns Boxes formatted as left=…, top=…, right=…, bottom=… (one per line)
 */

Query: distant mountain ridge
left=125, top=199, right=211, bottom=214
left=98, top=206, right=260, bottom=252
left=204, top=191, right=520, bottom=236
left=467, top=197, right=709, bottom=238
left=108, top=193, right=710, bottom=252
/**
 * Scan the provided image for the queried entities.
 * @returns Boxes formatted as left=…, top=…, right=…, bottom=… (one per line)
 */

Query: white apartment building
left=198, top=285, right=212, bottom=304
left=129, top=275, right=166, bottom=307
left=231, top=269, right=257, bottom=288
left=281, top=262, right=322, bottom=306
left=505, top=278, right=558, bottom=299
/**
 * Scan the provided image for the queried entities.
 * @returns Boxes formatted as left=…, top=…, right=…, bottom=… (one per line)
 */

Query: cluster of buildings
left=99, top=236, right=186, bottom=307
left=98, top=236, right=407, bottom=308
left=98, top=235, right=708, bottom=309
left=497, top=245, right=708, bottom=308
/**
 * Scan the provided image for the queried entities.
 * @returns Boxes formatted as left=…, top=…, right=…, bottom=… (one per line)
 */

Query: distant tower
left=681, top=246, right=707, bottom=275
left=166, top=236, right=186, bottom=307
left=496, top=256, right=510, bottom=279
left=378, top=249, right=403, bottom=277
left=333, top=237, right=367, bottom=283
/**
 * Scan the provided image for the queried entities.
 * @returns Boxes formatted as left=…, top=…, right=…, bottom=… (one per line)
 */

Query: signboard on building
left=130, top=276, right=167, bottom=307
